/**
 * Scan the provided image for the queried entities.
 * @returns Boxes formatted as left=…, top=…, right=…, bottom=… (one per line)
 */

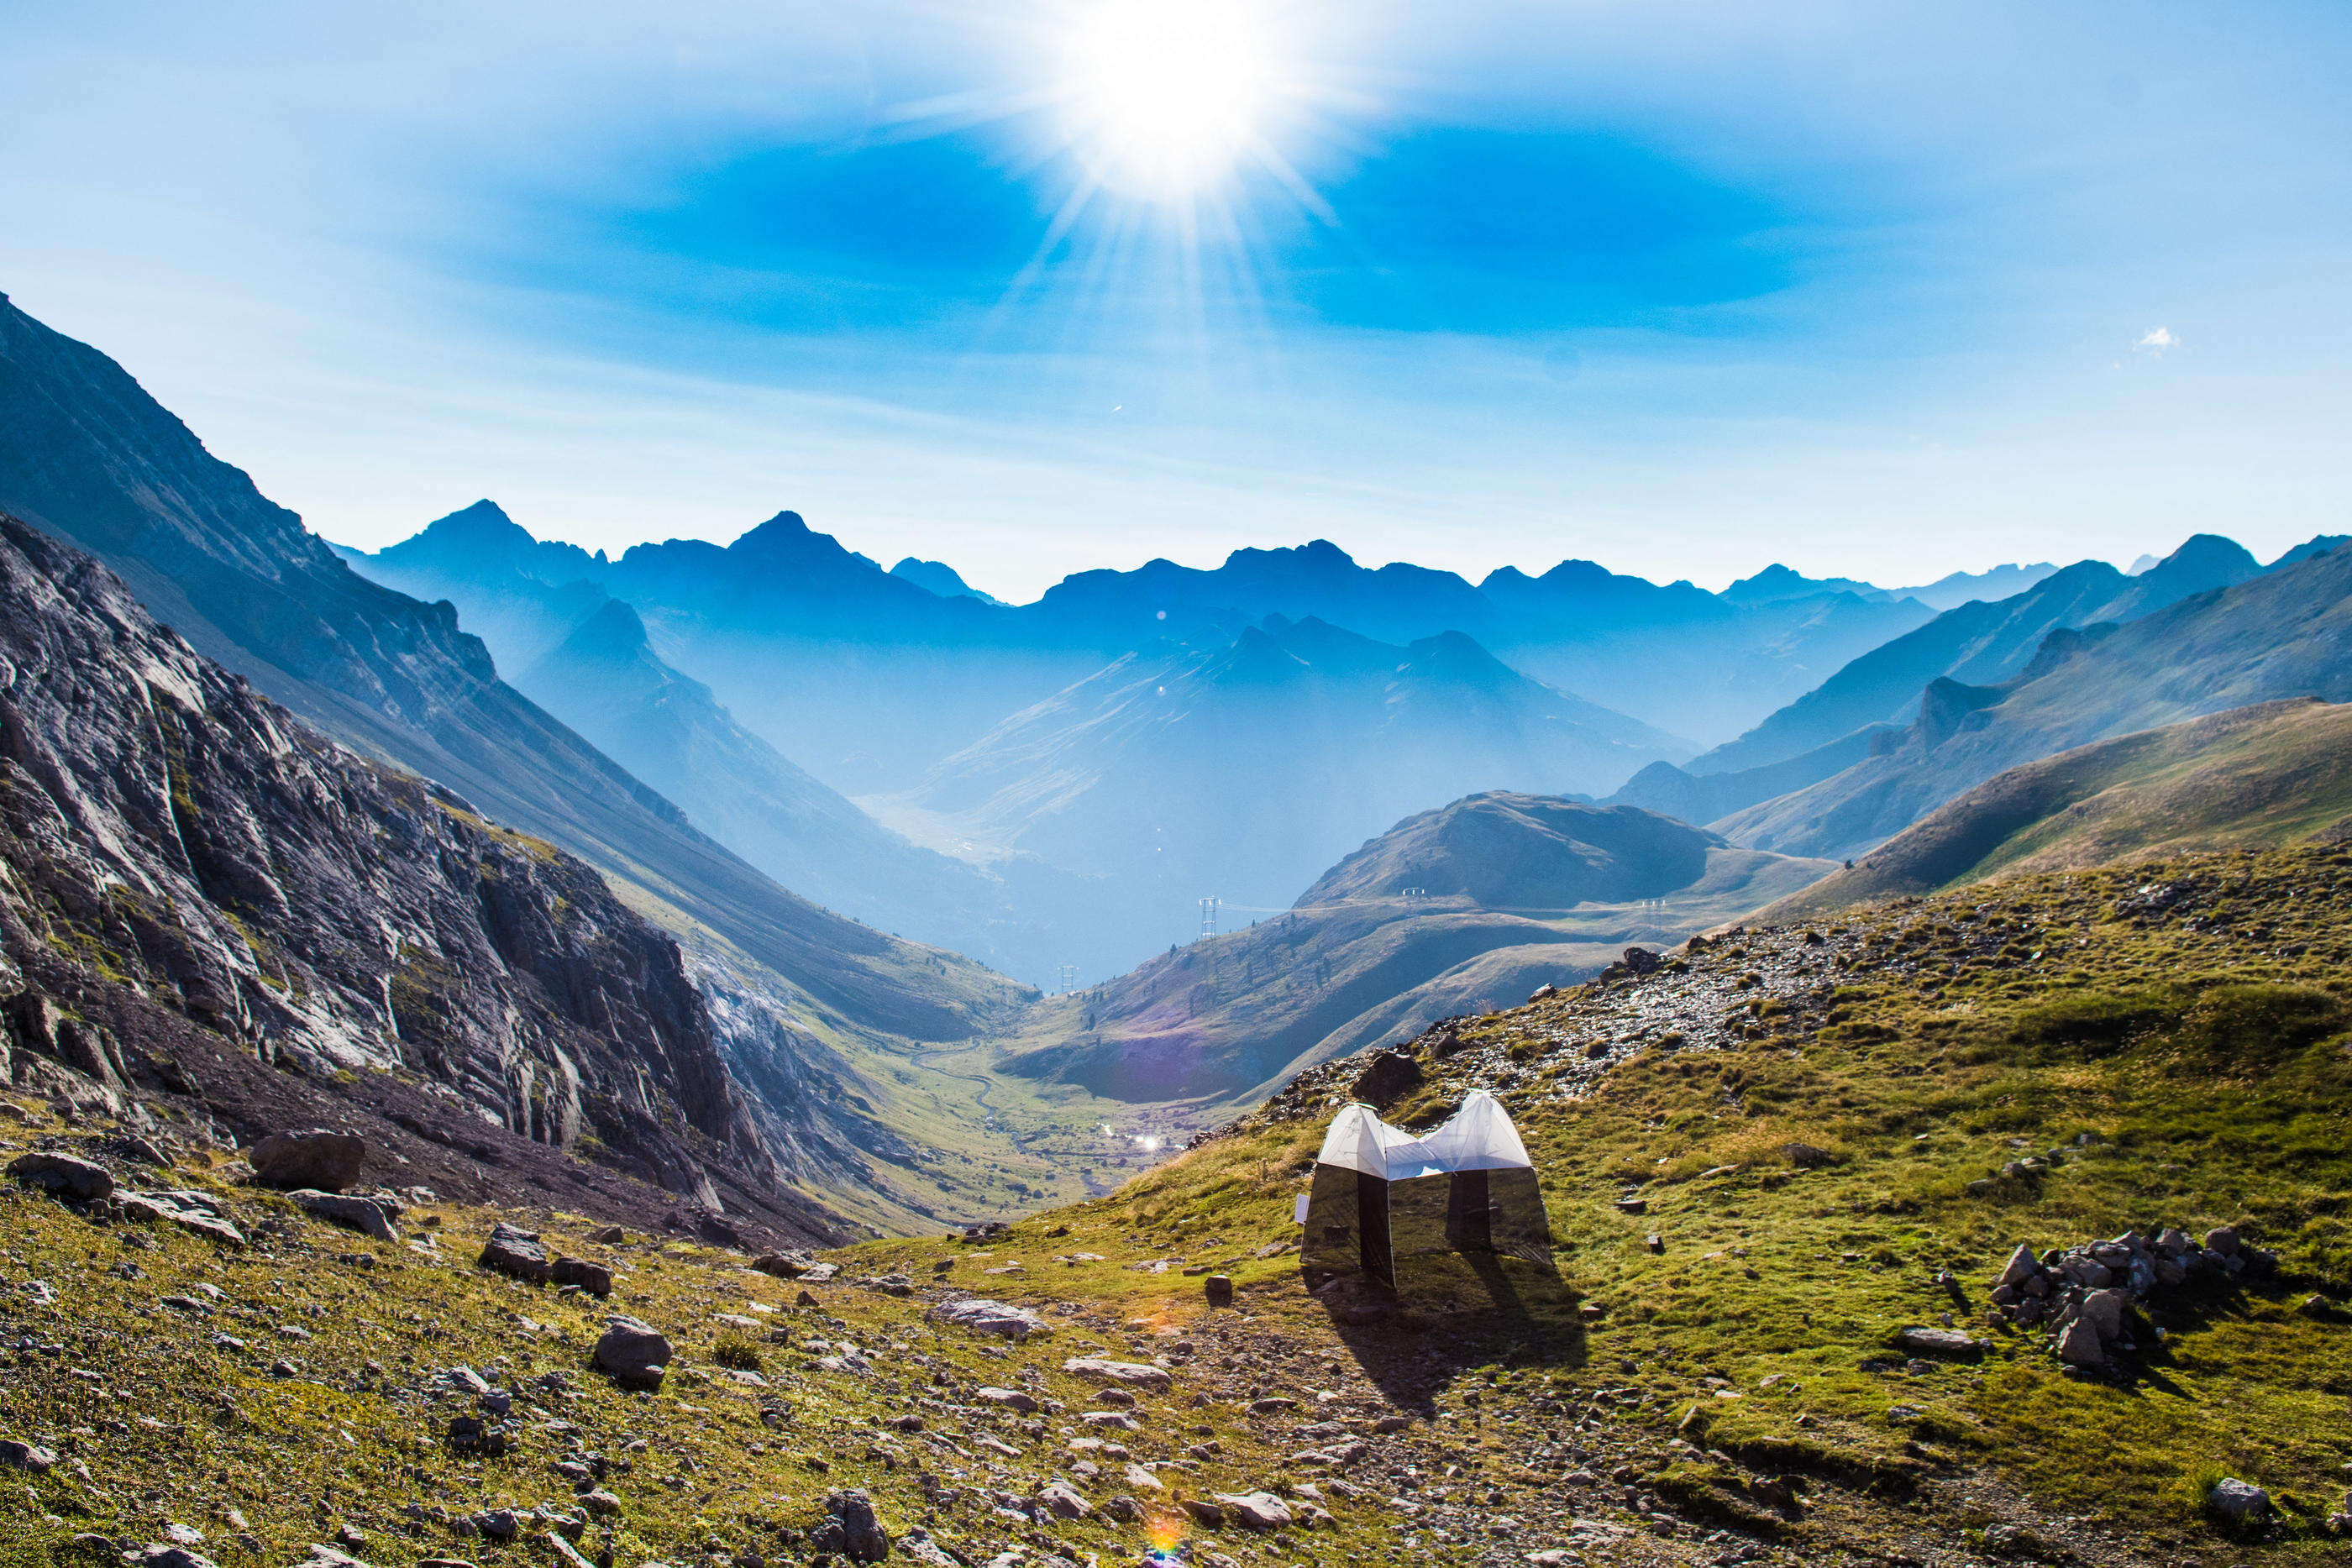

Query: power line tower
left=1198, top=896, right=1221, bottom=938
left=1056, top=964, right=1076, bottom=994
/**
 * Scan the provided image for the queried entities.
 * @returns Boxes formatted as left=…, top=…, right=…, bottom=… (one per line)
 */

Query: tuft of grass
left=712, top=1330, right=765, bottom=1371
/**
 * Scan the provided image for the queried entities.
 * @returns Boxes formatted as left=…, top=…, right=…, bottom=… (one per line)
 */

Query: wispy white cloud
left=2135, top=325, right=2178, bottom=351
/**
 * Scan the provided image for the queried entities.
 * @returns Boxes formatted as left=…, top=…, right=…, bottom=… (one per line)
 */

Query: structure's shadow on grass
left=1305, top=1251, right=1586, bottom=1414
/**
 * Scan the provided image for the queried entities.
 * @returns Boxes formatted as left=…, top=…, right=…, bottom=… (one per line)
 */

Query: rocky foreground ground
left=5, top=847, right=2352, bottom=1568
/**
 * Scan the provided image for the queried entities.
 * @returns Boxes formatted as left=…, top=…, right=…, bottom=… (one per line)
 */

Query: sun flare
left=1065, top=0, right=1271, bottom=196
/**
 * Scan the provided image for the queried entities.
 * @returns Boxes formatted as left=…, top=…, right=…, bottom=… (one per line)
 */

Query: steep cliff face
left=0, top=508, right=816, bottom=1234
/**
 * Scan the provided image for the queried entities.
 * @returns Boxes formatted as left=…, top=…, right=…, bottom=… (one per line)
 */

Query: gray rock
left=286, top=1189, right=397, bottom=1243
left=248, top=1130, right=365, bottom=1192
left=1783, top=1141, right=1835, bottom=1168
left=7, top=1151, right=113, bottom=1201
left=927, top=1297, right=1049, bottom=1340
left=592, top=1315, right=671, bottom=1389
left=1104, top=1497, right=1143, bottom=1523
left=0, top=1439, right=57, bottom=1471
left=1063, top=1356, right=1172, bottom=1389
left=1350, top=1050, right=1422, bottom=1109
left=118, top=1190, right=245, bottom=1246
left=2207, top=1476, right=2268, bottom=1520
left=898, top=1532, right=961, bottom=1568
left=2055, top=1319, right=2104, bottom=1367
left=2078, top=1287, right=2129, bottom=1340
left=975, top=1386, right=1040, bottom=1413
left=128, top=1549, right=219, bottom=1568
left=297, top=1547, right=371, bottom=1568
left=1996, top=1243, right=2040, bottom=1288
left=1037, top=1481, right=1092, bottom=1519
left=470, top=1508, right=521, bottom=1541
left=809, top=1488, right=890, bottom=1563
left=549, top=1256, right=612, bottom=1297
left=1891, top=1327, right=1980, bottom=1359
left=2204, top=1225, right=2241, bottom=1257
left=1215, top=1492, right=1294, bottom=1530
left=478, top=1223, right=552, bottom=1283
left=1180, top=1498, right=1225, bottom=1528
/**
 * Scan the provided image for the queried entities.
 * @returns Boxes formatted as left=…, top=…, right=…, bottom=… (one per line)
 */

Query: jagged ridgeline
left=0, top=509, right=832, bottom=1244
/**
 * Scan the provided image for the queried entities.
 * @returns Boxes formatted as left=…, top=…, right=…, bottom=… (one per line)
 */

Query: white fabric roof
left=1314, top=1090, right=1533, bottom=1181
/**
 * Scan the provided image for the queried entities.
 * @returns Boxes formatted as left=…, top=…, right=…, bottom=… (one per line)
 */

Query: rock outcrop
left=0, top=511, right=797, bottom=1233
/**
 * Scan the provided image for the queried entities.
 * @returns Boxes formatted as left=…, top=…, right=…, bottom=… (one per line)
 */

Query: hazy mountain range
left=10, top=285, right=2352, bottom=1239
left=1715, top=543, right=2352, bottom=859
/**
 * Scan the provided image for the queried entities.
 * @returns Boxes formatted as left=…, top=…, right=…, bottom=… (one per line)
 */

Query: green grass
left=6, top=844, right=2351, bottom=1565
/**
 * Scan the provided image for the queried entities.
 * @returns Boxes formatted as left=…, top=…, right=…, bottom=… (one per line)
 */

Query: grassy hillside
left=1757, top=699, right=2352, bottom=921
left=10, top=843, right=2349, bottom=1566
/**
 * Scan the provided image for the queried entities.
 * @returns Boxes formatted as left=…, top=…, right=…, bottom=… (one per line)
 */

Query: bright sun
left=1065, top=0, right=1271, bottom=197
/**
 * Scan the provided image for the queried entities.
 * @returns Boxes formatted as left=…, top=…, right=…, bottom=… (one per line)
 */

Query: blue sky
left=5, top=0, right=2350, bottom=600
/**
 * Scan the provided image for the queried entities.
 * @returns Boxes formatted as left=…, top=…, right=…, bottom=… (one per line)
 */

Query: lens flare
left=1065, top=0, right=1269, bottom=197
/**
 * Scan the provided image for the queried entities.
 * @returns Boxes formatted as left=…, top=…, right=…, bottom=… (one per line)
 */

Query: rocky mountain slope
left=1753, top=698, right=2352, bottom=920
left=987, top=794, right=1832, bottom=1102
left=0, top=291, right=1069, bottom=1232
left=1711, top=544, right=2352, bottom=861
left=879, top=620, right=1692, bottom=973
left=0, top=506, right=832, bottom=1244
left=6, top=842, right=2346, bottom=1568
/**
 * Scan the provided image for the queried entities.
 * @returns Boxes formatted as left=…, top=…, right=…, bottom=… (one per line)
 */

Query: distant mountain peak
left=733, top=510, right=813, bottom=548
left=890, top=557, right=1002, bottom=604
left=1225, top=538, right=1357, bottom=573
left=1724, top=563, right=1887, bottom=605
left=554, top=596, right=654, bottom=663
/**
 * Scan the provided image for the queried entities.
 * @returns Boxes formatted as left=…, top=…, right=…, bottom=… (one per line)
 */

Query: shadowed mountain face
left=1610, top=535, right=2292, bottom=827
left=1681, top=537, right=2265, bottom=781
left=876, top=616, right=1693, bottom=971
left=1714, top=545, right=2352, bottom=861
left=993, top=792, right=1834, bottom=1102
left=0, top=293, right=1039, bottom=1225
left=513, top=595, right=1099, bottom=982
left=1755, top=699, right=2352, bottom=921
left=0, top=508, right=837, bottom=1245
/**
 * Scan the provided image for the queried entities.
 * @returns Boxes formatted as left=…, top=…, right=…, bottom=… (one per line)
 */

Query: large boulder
left=7, top=1151, right=113, bottom=1202
left=550, top=1256, right=613, bottom=1297
left=1037, top=1481, right=1091, bottom=1520
left=750, top=1251, right=813, bottom=1278
left=1349, top=1050, right=1422, bottom=1108
left=286, top=1190, right=397, bottom=1243
left=248, top=1130, right=365, bottom=1192
left=808, top=1489, right=890, bottom=1562
left=0, top=1439, right=58, bottom=1471
left=1062, top=1356, right=1173, bottom=1390
left=592, top=1316, right=671, bottom=1389
left=1215, top=1492, right=1294, bottom=1531
left=927, top=1297, right=1048, bottom=1340
left=478, top=1224, right=553, bottom=1283
left=2207, top=1477, right=2268, bottom=1522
